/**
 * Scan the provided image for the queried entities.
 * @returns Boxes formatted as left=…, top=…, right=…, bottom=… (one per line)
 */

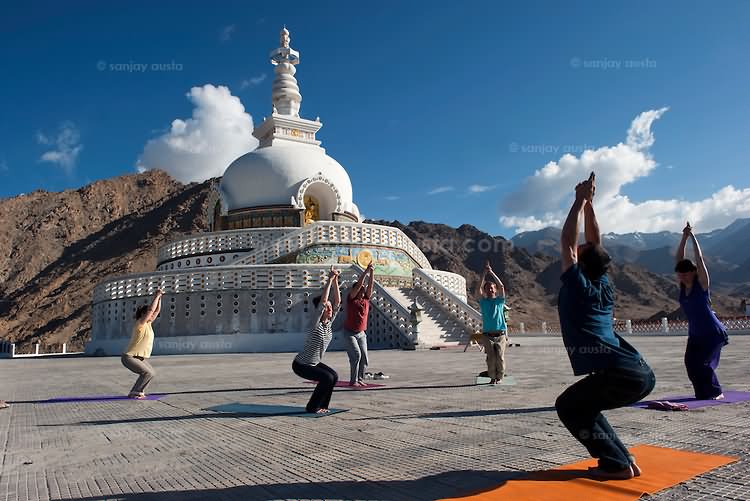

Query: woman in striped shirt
left=292, top=266, right=342, bottom=414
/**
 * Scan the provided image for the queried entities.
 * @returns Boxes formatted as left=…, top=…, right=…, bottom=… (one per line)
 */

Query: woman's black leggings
left=292, top=360, right=338, bottom=412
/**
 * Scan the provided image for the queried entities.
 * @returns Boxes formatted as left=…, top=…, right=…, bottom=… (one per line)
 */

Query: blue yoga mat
left=205, top=402, right=349, bottom=418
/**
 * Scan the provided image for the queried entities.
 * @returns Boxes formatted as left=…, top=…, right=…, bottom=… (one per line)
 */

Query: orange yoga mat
left=439, top=445, right=737, bottom=501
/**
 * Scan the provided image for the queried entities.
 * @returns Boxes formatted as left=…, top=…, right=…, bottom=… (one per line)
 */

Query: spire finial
left=269, top=26, right=301, bottom=116
left=280, top=26, right=290, bottom=48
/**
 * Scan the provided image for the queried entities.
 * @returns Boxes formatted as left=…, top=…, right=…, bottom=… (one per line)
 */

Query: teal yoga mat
left=205, top=402, right=349, bottom=418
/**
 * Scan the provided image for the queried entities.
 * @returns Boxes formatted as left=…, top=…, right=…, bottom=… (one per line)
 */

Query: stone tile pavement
left=1, top=336, right=750, bottom=500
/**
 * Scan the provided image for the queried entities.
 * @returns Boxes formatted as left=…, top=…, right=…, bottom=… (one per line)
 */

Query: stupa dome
left=220, top=143, right=357, bottom=218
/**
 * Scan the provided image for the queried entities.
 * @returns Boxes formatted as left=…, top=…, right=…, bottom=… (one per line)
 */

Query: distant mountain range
left=0, top=171, right=746, bottom=352
left=511, top=219, right=750, bottom=292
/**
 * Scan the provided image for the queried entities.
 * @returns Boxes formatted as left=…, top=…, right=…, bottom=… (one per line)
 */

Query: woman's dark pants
left=685, top=337, right=725, bottom=399
left=292, top=360, right=338, bottom=412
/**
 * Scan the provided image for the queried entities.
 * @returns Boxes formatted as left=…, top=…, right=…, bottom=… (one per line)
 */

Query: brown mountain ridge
left=0, top=171, right=743, bottom=352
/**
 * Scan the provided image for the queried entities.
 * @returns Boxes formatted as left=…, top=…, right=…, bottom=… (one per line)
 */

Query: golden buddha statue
left=304, top=195, right=319, bottom=225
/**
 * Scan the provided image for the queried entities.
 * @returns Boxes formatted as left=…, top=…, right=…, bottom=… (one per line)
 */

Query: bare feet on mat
left=128, top=393, right=146, bottom=400
left=0, top=400, right=8, bottom=409
left=713, top=393, right=725, bottom=400
left=315, top=408, right=330, bottom=414
left=588, top=466, right=634, bottom=480
left=489, top=379, right=497, bottom=384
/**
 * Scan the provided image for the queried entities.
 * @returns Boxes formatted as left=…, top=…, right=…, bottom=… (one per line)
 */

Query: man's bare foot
left=494, top=378, right=503, bottom=385
left=0, top=400, right=9, bottom=409
left=712, top=393, right=725, bottom=400
left=489, top=378, right=497, bottom=384
left=315, top=408, right=330, bottom=414
left=588, top=466, right=634, bottom=480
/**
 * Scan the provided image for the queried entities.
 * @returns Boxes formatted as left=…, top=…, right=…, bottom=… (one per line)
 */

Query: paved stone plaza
left=1, top=336, right=750, bottom=501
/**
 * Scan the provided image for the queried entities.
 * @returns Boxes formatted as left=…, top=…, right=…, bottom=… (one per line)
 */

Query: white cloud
left=626, top=107, right=668, bottom=150
left=220, top=24, right=236, bottom=42
left=468, top=184, right=497, bottom=194
left=0, top=159, right=8, bottom=172
left=37, top=121, right=83, bottom=173
left=500, top=108, right=750, bottom=234
left=136, top=84, right=258, bottom=183
left=428, top=186, right=454, bottom=195
left=240, top=73, right=267, bottom=90
left=384, top=195, right=400, bottom=201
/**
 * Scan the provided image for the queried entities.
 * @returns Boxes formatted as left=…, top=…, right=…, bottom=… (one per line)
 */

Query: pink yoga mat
left=632, top=390, right=750, bottom=410
left=303, top=381, right=385, bottom=389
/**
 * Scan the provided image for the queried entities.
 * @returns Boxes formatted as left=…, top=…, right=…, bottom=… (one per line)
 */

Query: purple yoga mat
left=632, top=390, right=750, bottom=410
left=303, top=381, right=385, bottom=389
left=42, top=393, right=167, bottom=403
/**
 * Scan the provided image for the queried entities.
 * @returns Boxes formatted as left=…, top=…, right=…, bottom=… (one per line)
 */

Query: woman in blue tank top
left=675, top=222, right=729, bottom=400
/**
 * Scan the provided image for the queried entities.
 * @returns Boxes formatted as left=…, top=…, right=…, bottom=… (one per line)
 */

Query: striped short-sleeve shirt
left=295, top=306, right=340, bottom=366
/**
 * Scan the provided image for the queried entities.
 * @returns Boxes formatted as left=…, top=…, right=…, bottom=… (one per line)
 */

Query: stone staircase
left=384, top=286, right=472, bottom=348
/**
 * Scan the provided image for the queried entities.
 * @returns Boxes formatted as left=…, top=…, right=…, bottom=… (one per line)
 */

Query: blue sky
left=2, top=1, right=749, bottom=236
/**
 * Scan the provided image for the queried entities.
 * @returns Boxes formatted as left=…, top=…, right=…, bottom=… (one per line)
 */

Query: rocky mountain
left=1, top=172, right=744, bottom=353
left=370, top=220, right=743, bottom=325
left=0, top=170, right=212, bottom=352
left=602, top=230, right=681, bottom=251
left=512, top=220, right=750, bottom=285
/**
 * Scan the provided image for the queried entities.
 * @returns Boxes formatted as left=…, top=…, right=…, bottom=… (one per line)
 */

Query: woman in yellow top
left=122, top=288, right=163, bottom=399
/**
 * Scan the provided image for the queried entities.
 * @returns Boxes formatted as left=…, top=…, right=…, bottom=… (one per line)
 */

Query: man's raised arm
left=561, top=183, right=588, bottom=273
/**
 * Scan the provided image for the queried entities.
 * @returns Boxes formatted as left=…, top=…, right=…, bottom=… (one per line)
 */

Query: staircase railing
left=342, top=265, right=416, bottom=349
left=229, top=221, right=433, bottom=270
left=419, top=269, right=468, bottom=302
left=412, top=268, right=482, bottom=337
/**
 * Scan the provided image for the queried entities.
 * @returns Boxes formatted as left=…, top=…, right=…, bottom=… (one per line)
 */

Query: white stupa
left=216, top=28, right=359, bottom=230
left=87, top=29, right=481, bottom=355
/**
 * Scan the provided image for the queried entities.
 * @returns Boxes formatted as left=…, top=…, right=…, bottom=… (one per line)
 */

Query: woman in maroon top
left=343, top=262, right=375, bottom=386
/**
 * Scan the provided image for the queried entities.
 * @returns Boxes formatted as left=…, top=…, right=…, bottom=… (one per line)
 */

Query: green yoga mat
left=475, top=375, right=516, bottom=386
left=205, top=402, right=349, bottom=418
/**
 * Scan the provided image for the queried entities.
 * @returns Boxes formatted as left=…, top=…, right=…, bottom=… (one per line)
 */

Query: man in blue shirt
left=555, top=173, right=655, bottom=480
left=478, top=261, right=508, bottom=384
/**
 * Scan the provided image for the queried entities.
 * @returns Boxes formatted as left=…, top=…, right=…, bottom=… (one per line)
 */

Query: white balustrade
left=95, top=264, right=416, bottom=348
left=231, top=221, right=432, bottom=270
left=94, top=265, right=347, bottom=303
left=157, top=228, right=295, bottom=264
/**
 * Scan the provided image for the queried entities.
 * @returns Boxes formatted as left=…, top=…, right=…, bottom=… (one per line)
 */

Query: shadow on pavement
left=47, top=468, right=592, bottom=501
left=11, top=382, right=491, bottom=405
